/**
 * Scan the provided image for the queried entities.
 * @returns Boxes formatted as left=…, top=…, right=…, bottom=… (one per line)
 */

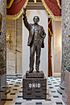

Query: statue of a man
left=23, top=8, right=46, bottom=73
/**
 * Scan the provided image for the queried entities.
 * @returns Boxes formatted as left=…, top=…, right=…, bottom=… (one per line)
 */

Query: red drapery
left=48, top=18, right=53, bottom=77
left=43, top=0, right=61, bottom=16
left=7, top=0, right=27, bottom=15
left=7, top=0, right=61, bottom=19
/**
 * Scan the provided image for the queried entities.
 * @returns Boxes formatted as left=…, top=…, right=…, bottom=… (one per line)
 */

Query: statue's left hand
left=23, top=8, right=27, bottom=16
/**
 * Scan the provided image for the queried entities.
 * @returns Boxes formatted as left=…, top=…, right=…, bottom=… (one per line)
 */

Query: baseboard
left=53, top=72, right=61, bottom=77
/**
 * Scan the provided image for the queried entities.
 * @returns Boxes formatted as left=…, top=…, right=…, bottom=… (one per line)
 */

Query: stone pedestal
left=23, top=71, right=47, bottom=100
left=26, top=71, right=44, bottom=78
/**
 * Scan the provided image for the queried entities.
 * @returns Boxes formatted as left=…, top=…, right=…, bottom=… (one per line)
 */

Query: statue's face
left=33, top=16, right=39, bottom=24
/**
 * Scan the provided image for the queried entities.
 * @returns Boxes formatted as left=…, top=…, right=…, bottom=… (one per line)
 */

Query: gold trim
left=34, top=0, right=37, bottom=3
left=48, top=28, right=53, bottom=36
left=7, top=0, right=14, bottom=9
left=7, top=8, right=23, bottom=20
left=41, top=0, right=61, bottom=21
left=48, top=18, right=52, bottom=25
left=48, top=19, right=53, bottom=36
left=56, top=0, right=61, bottom=9
left=7, top=0, right=28, bottom=20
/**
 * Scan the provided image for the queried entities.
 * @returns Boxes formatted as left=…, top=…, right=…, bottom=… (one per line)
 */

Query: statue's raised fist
left=23, top=8, right=27, bottom=16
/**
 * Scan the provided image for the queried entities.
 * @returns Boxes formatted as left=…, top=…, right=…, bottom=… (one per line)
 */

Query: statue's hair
left=33, top=16, right=40, bottom=22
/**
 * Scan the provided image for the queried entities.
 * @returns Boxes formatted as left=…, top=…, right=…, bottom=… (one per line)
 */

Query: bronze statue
left=23, top=8, right=46, bottom=73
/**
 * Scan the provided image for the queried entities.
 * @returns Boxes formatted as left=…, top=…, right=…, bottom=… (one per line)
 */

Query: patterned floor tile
left=3, top=76, right=65, bottom=105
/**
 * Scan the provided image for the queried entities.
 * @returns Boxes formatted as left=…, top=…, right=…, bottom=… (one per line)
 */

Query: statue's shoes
left=29, top=70, right=33, bottom=73
left=36, top=70, right=39, bottom=73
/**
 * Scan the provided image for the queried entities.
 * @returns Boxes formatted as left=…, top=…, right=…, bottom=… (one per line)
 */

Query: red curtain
left=7, top=0, right=27, bottom=15
left=7, top=0, right=61, bottom=16
left=48, top=18, right=53, bottom=77
left=43, top=0, right=61, bottom=16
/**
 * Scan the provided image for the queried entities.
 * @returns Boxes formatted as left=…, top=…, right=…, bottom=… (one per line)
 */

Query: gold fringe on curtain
left=41, top=0, right=61, bottom=21
left=7, top=0, right=29, bottom=20
left=7, top=0, right=14, bottom=9
left=56, top=0, right=61, bottom=9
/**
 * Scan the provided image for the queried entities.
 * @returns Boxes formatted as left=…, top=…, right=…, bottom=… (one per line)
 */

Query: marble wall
left=52, top=21, right=62, bottom=76
left=0, top=0, right=6, bottom=105
left=6, top=20, right=16, bottom=74
left=62, top=0, right=70, bottom=72
left=6, top=17, right=22, bottom=74
left=0, top=0, right=6, bottom=72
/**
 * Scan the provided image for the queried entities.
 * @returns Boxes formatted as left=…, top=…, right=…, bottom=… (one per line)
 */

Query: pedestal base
left=26, top=71, right=44, bottom=78
left=23, top=71, right=47, bottom=100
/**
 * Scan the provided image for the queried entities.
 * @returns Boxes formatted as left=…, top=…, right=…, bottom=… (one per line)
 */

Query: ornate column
left=62, top=0, right=70, bottom=104
left=58, top=0, right=70, bottom=98
left=0, top=0, right=6, bottom=105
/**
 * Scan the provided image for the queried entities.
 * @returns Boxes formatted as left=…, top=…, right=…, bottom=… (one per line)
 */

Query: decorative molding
left=26, top=2, right=45, bottom=9
left=34, top=0, right=37, bottom=3
left=53, top=72, right=61, bottom=77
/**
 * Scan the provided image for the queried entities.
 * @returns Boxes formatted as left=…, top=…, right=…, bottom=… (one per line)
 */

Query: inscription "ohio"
left=29, top=83, right=41, bottom=88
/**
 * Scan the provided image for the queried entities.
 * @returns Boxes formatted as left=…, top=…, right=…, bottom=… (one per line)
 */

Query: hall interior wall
left=52, top=21, right=62, bottom=76
left=6, top=17, right=22, bottom=74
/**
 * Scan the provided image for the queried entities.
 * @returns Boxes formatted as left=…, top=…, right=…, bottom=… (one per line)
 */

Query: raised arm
left=23, top=8, right=30, bottom=30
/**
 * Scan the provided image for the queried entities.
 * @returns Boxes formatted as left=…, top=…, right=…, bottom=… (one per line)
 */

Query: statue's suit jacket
left=23, top=16, right=46, bottom=48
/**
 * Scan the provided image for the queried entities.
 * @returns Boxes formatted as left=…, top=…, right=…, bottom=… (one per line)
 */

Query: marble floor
left=3, top=76, right=65, bottom=105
